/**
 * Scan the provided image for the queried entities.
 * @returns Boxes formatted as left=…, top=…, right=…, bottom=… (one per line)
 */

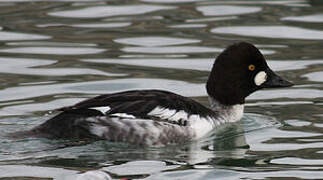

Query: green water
left=0, top=0, right=322, bottom=179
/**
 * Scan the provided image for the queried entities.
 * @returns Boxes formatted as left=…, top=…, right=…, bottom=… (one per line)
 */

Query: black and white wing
left=58, top=89, right=216, bottom=124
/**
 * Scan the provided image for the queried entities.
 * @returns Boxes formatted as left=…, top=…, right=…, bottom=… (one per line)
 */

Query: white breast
left=209, top=97, right=244, bottom=123
left=147, top=106, right=218, bottom=139
left=189, top=115, right=217, bottom=139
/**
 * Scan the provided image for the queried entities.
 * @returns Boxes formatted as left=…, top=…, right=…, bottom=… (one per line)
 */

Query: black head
left=206, top=42, right=293, bottom=105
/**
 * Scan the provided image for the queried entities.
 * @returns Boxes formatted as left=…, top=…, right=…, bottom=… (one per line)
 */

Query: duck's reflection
left=184, top=121, right=249, bottom=165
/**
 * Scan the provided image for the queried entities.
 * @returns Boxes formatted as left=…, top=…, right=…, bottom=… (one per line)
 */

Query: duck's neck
left=208, top=96, right=244, bottom=123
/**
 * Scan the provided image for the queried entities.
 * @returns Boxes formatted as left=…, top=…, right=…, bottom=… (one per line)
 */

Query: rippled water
left=0, top=0, right=322, bottom=179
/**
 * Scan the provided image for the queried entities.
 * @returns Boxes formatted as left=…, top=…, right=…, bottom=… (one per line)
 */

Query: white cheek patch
left=254, top=71, right=267, bottom=86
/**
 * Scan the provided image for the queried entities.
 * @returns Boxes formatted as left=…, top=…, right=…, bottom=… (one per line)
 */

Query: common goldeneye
left=23, top=42, right=293, bottom=146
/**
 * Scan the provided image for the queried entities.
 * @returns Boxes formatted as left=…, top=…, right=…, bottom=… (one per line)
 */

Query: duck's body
left=22, top=42, right=293, bottom=146
left=31, top=90, right=243, bottom=146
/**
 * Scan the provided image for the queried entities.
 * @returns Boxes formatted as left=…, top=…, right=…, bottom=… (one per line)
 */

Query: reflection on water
left=282, top=13, right=323, bottom=22
left=169, top=23, right=207, bottom=28
left=48, top=5, right=175, bottom=18
left=0, top=47, right=106, bottom=55
left=0, top=31, right=50, bottom=41
left=114, top=36, right=201, bottom=46
left=303, top=71, right=323, bottom=82
left=0, top=165, right=78, bottom=179
left=0, top=0, right=322, bottom=179
left=197, top=5, right=262, bottom=16
left=0, top=78, right=205, bottom=102
left=212, top=26, right=323, bottom=40
left=122, top=46, right=223, bottom=54
left=71, top=22, right=132, bottom=28
left=0, top=57, right=124, bottom=76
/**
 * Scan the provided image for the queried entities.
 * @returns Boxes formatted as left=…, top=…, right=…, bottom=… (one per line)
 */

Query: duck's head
left=206, top=42, right=293, bottom=106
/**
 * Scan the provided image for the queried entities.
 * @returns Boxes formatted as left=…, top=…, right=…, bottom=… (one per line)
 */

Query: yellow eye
left=248, top=64, right=255, bottom=71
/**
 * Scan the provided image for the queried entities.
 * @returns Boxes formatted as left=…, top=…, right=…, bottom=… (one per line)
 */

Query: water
left=0, top=0, right=322, bottom=179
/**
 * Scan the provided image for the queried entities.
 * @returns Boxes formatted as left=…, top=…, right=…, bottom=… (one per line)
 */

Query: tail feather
left=10, top=109, right=104, bottom=140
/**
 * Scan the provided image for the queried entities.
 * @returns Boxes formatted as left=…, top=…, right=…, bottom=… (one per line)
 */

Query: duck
left=22, top=42, right=293, bottom=146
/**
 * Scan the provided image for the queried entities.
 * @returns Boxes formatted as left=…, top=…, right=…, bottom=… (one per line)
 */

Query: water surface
left=0, top=0, right=322, bottom=179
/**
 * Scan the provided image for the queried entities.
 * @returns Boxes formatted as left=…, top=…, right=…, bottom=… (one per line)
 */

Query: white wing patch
left=148, top=106, right=177, bottom=119
left=90, top=106, right=111, bottom=114
left=110, top=113, right=135, bottom=119
left=254, top=71, right=267, bottom=86
left=168, top=110, right=188, bottom=122
left=148, top=106, right=188, bottom=123
left=89, top=107, right=138, bottom=119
